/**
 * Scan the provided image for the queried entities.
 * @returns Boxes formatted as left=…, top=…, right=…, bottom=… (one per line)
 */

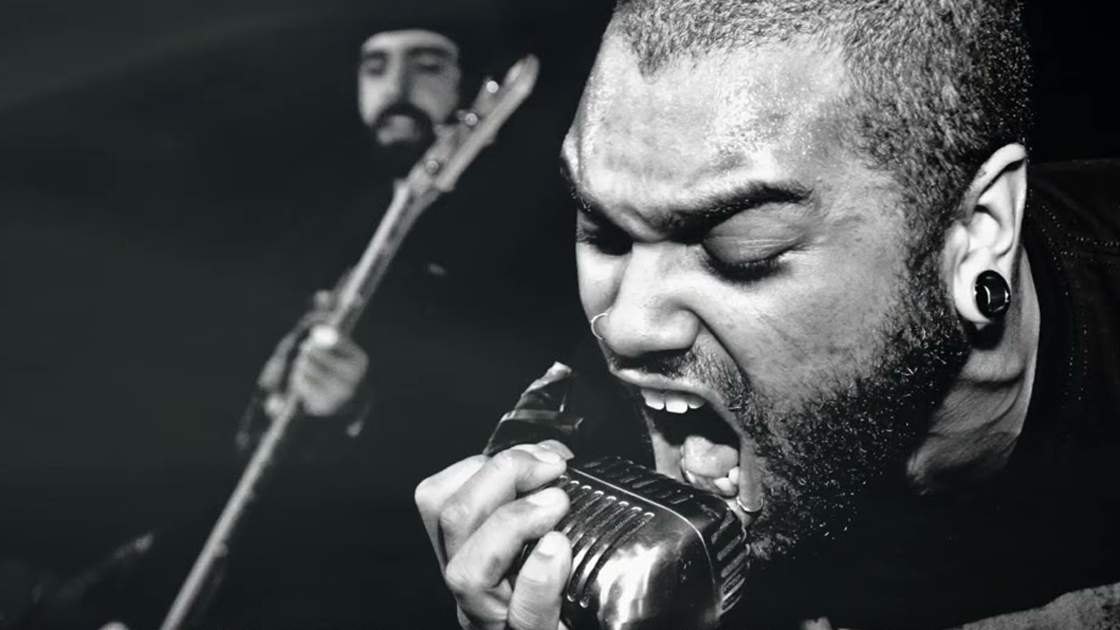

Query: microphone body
left=543, top=456, right=749, bottom=630
left=489, top=363, right=750, bottom=628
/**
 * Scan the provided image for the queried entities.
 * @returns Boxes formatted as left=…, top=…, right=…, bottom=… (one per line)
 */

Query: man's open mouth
left=612, top=370, right=766, bottom=527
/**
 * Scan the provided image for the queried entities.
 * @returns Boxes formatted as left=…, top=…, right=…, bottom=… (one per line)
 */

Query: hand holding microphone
left=415, top=440, right=576, bottom=630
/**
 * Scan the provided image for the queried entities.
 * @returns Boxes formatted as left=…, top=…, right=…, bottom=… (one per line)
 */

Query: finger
left=259, top=329, right=303, bottom=390
left=302, top=324, right=364, bottom=362
left=297, top=346, right=367, bottom=381
left=416, top=455, right=491, bottom=564
left=290, top=366, right=348, bottom=397
left=290, top=372, right=352, bottom=416
left=260, top=312, right=324, bottom=391
left=507, top=531, right=572, bottom=630
left=537, top=440, right=574, bottom=461
left=258, top=353, right=288, bottom=392
left=508, top=443, right=564, bottom=461
left=440, top=449, right=567, bottom=563
left=444, top=489, right=569, bottom=627
left=292, top=355, right=363, bottom=391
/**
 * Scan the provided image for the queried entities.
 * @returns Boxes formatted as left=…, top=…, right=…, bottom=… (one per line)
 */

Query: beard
left=617, top=242, right=971, bottom=566
left=365, top=102, right=437, bottom=178
left=741, top=259, right=969, bottom=563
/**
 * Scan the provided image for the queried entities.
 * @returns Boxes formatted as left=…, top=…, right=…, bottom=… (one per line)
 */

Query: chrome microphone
left=489, top=363, right=750, bottom=629
left=533, top=456, right=749, bottom=630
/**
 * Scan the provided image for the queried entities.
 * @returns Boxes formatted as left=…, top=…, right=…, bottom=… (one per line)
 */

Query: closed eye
left=702, top=251, right=787, bottom=283
left=703, top=251, right=784, bottom=280
left=576, top=212, right=632, bottom=256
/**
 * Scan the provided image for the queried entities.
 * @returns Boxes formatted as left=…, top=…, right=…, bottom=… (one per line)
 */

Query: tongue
left=681, top=435, right=738, bottom=479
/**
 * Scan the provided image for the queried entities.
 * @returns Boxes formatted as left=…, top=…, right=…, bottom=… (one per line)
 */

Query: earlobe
left=947, top=143, right=1028, bottom=328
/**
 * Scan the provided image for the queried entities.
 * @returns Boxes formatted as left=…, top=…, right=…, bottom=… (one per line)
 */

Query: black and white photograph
left=1, top=1, right=1118, bottom=629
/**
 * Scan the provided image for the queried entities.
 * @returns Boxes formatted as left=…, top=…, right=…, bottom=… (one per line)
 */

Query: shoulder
left=945, top=581, right=1120, bottom=630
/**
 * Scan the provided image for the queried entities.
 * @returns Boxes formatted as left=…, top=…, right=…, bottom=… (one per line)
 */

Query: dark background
left=0, top=2, right=1116, bottom=629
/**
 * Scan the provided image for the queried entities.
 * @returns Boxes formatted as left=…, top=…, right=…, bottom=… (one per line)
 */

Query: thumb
left=258, top=322, right=306, bottom=391
left=507, top=532, right=572, bottom=630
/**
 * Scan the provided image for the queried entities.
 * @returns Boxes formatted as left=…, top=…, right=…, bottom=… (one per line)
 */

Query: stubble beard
left=714, top=245, right=970, bottom=565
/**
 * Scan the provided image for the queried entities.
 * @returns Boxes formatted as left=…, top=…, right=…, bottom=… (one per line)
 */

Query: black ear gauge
left=974, top=270, right=1011, bottom=319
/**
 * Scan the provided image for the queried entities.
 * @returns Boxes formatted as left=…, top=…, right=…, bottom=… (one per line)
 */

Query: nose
left=383, top=58, right=413, bottom=103
left=598, top=245, right=700, bottom=359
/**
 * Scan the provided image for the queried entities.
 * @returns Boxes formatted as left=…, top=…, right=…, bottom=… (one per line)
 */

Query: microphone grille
left=549, top=456, right=749, bottom=627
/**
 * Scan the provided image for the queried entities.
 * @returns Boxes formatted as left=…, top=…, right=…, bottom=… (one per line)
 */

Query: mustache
left=371, top=101, right=434, bottom=130
left=604, top=347, right=748, bottom=402
left=605, top=346, right=750, bottom=448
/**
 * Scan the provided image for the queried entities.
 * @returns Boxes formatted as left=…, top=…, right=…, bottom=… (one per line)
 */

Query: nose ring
left=590, top=311, right=610, bottom=341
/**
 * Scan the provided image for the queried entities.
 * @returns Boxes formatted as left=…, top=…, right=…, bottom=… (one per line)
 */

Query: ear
left=945, top=143, right=1028, bottom=328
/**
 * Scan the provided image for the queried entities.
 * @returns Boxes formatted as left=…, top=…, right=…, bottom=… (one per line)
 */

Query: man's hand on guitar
left=257, top=291, right=369, bottom=419
left=415, top=441, right=575, bottom=630
left=287, top=324, right=368, bottom=417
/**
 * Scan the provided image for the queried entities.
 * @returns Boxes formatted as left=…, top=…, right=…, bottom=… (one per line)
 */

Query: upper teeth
left=640, top=388, right=706, bottom=414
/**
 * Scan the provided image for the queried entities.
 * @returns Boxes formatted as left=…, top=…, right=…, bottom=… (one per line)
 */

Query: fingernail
left=534, top=449, right=564, bottom=465
left=527, top=488, right=562, bottom=506
left=535, top=532, right=566, bottom=557
left=539, top=440, right=574, bottom=460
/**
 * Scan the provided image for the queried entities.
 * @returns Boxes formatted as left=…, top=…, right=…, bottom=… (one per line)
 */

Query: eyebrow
left=560, top=158, right=814, bottom=240
left=359, top=50, right=386, bottom=65
left=360, top=46, right=455, bottom=65
left=406, top=46, right=455, bottom=62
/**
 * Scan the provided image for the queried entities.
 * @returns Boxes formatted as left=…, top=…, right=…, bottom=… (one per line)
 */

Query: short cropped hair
left=611, top=0, right=1031, bottom=253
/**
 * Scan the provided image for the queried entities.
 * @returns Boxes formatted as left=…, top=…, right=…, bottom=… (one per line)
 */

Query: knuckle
left=491, top=499, right=531, bottom=527
left=456, top=607, right=478, bottom=630
left=291, top=354, right=311, bottom=374
left=414, top=477, right=440, bottom=514
left=439, top=498, right=474, bottom=535
left=490, top=448, right=531, bottom=474
left=414, top=455, right=488, bottom=515
left=443, top=558, right=479, bottom=599
left=506, top=601, right=547, bottom=630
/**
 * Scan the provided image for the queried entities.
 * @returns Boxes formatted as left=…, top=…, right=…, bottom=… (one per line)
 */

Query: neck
left=906, top=249, right=1042, bottom=494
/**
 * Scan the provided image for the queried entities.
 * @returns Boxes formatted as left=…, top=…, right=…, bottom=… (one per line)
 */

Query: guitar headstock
left=400, top=54, right=540, bottom=197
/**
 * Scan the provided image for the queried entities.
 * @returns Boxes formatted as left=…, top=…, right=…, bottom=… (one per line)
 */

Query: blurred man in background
left=236, top=25, right=473, bottom=457
left=358, top=28, right=463, bottom=176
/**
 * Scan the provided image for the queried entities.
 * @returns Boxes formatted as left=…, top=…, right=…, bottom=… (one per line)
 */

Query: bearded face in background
left=357, top=29, right=462, bottom=176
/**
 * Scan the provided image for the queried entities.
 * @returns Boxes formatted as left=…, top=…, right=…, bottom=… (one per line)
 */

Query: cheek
left=414, top=77, right=460, bottom=121
left=705, top=248, right=901, bottom=396
left=357, top=78, right=389, bottom=123
left=576, top=246, right=622, bottom=318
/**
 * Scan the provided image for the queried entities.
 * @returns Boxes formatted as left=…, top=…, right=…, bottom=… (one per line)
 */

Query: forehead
left=564, top=35, right=851, bottom=208
left=360, top=29, right=459, bottom=58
